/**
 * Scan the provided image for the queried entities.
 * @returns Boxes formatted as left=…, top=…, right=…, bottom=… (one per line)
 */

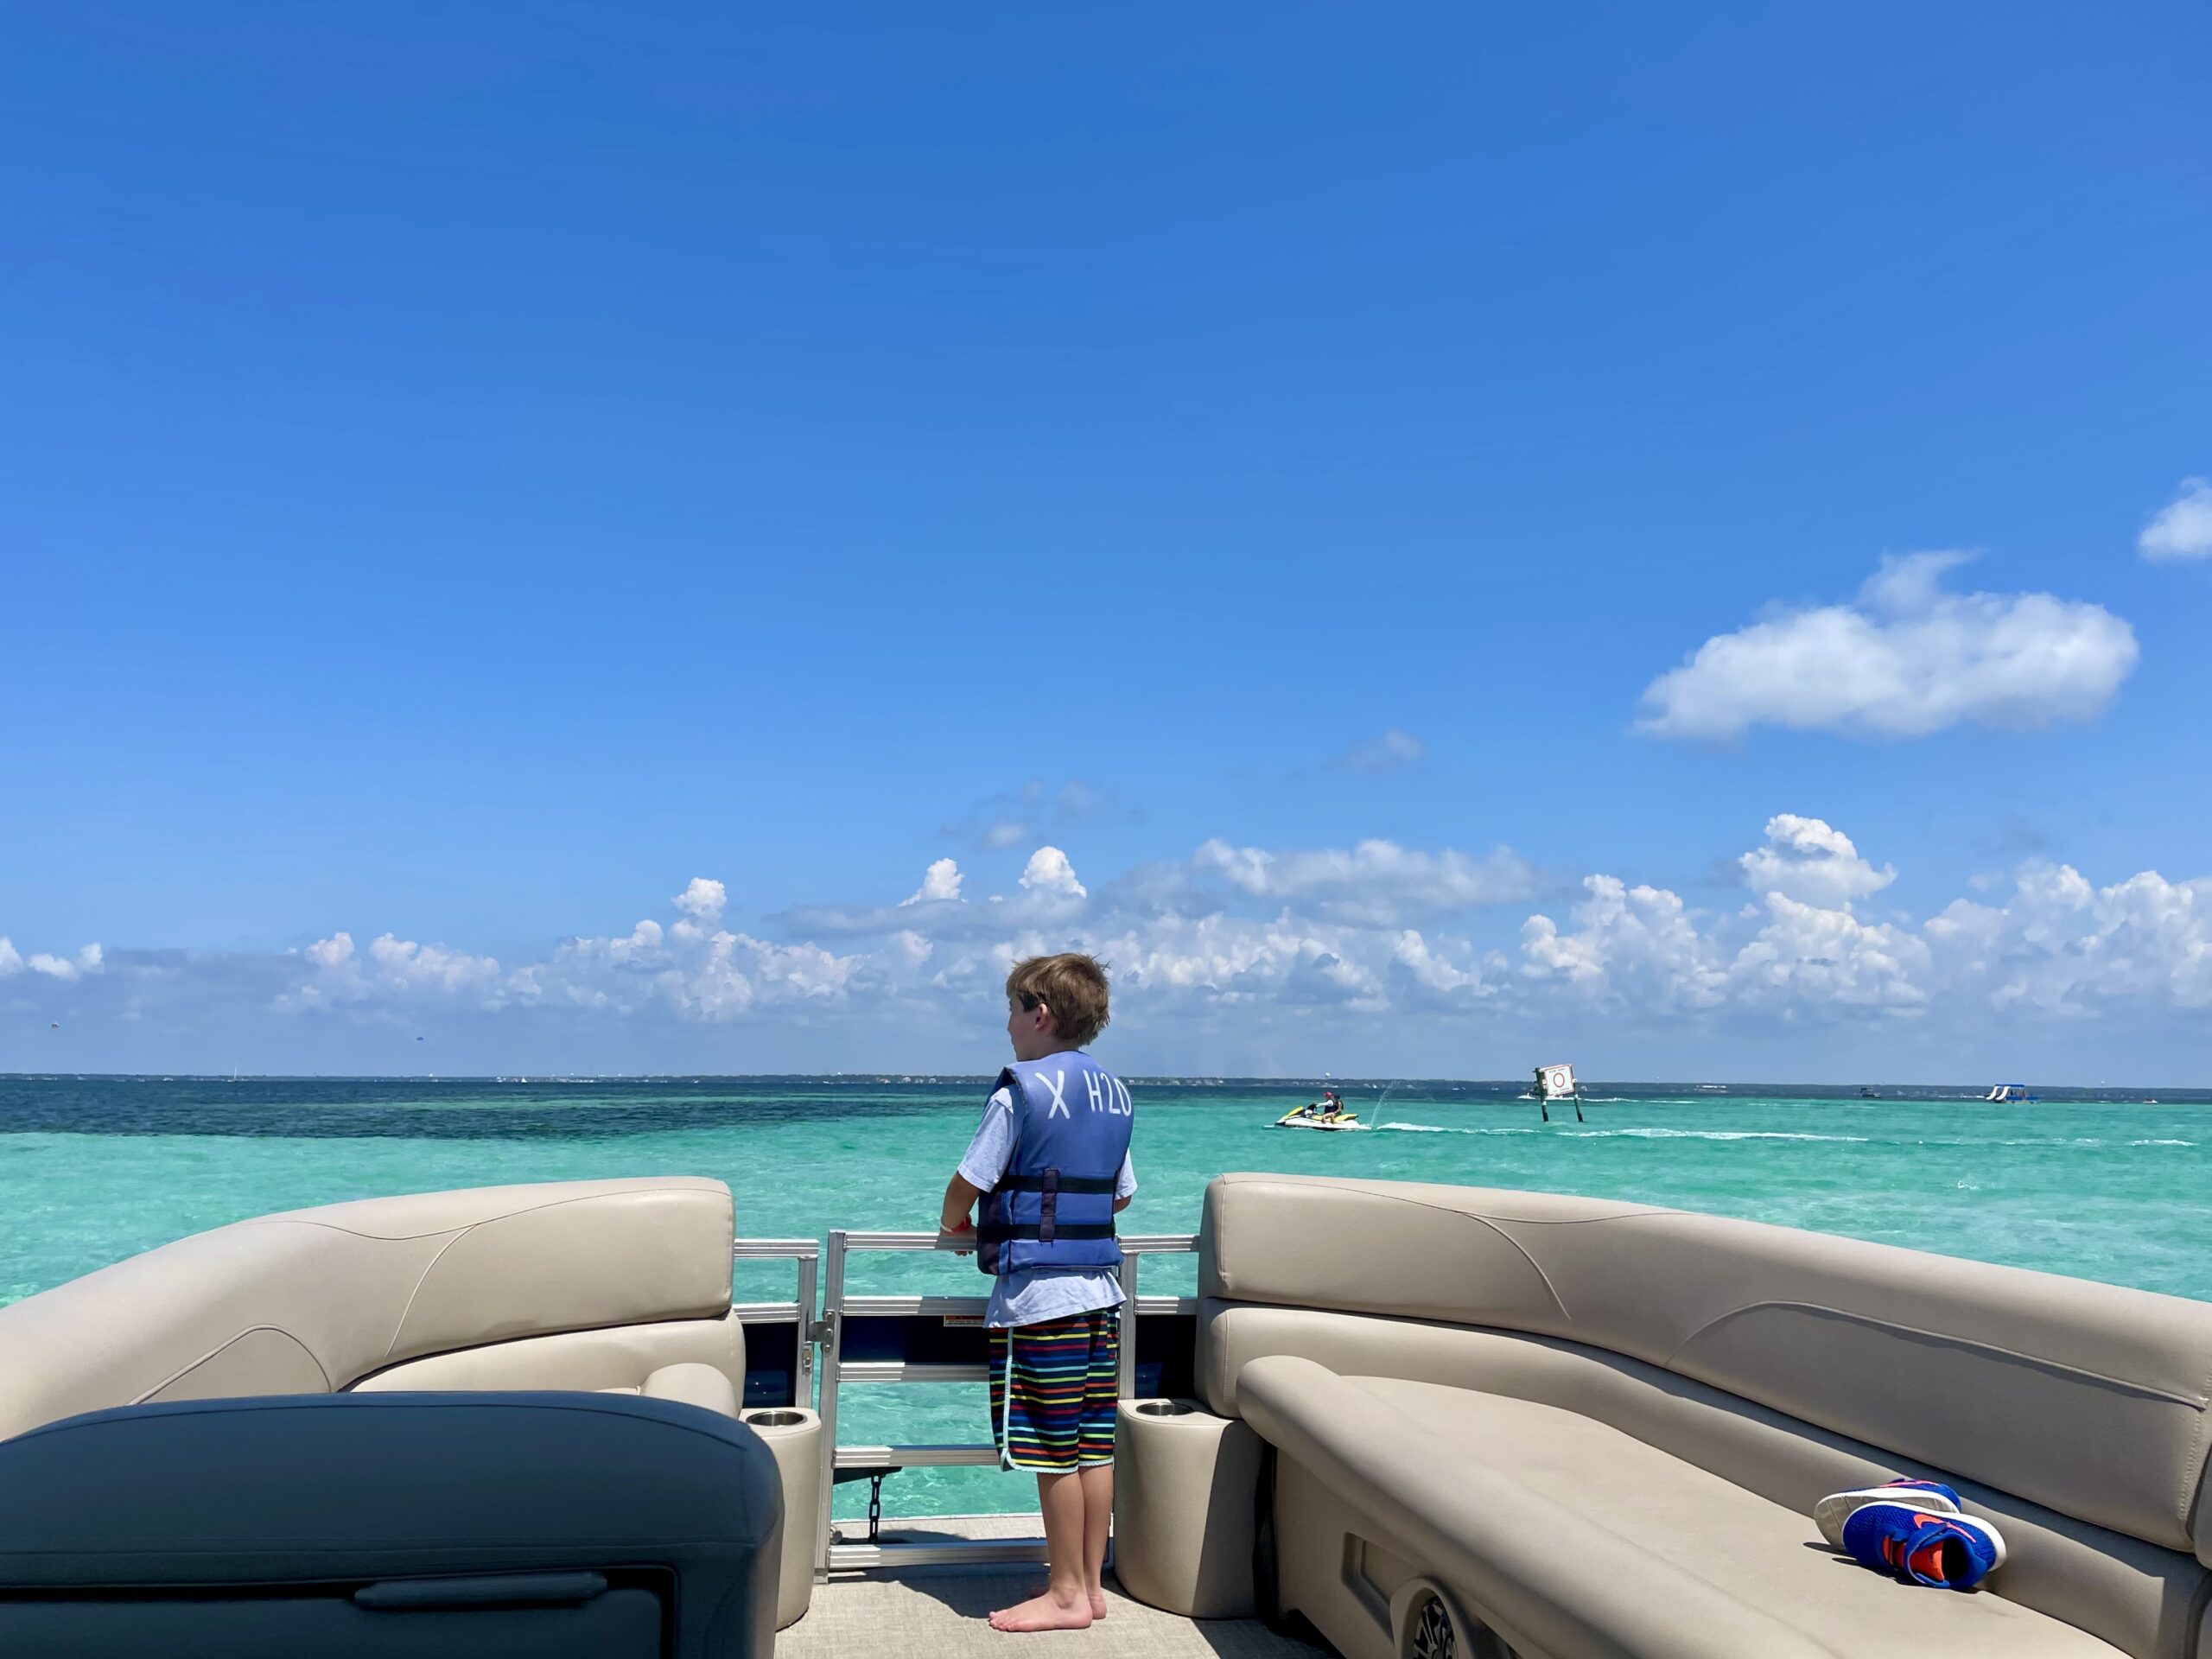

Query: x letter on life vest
left=1035, top=1069, right=1071, bottom=1118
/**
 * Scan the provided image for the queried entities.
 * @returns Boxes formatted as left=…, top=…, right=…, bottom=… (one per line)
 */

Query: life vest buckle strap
left=995, top=1173, right=1116, bottom=1194
left=976, top=1222, right=1116, bottom=1243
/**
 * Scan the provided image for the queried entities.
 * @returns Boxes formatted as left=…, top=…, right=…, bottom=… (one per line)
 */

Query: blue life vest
left=976, top=1052, right=1134, bottom=1277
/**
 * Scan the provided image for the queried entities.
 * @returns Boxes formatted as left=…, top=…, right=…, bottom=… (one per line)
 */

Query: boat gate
left=728, top=1230, right=1200, bottom=1574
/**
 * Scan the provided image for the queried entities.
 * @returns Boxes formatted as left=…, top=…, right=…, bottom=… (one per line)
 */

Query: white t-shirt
left=959, top=1076, right=1137, bottom=1328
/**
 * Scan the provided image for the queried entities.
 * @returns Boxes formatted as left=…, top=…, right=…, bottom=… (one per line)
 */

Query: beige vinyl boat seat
left=0, top=1176, right=746, bottom=1441
left=1195, top=1175, right=2212, bottom=1659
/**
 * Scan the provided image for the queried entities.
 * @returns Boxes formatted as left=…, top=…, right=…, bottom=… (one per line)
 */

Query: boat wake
left=1374, top=1124, right=2195, bottom=1148
left=1378, top=1123, right=1874, bottom=1143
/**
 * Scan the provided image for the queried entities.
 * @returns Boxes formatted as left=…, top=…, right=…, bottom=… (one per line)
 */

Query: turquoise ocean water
left=4, top=1074, right=2206, bottom=1516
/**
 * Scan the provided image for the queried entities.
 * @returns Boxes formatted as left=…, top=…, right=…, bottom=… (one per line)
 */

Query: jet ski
left=1273, top=1096, right=1368, bottom=1132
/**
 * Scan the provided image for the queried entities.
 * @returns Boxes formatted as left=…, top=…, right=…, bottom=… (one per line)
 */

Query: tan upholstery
left=0, top=1177, right=740, bottom=1441
left=1202, top=1175, right=2212, bottom=1554
left=1246, top=1356, right=2122, bottom=1657
left=1110, top=1400, right=1262, bottom=1619
left=740, top=1407, right=824, bottom=1630
left=1205, top=1303, right=2207, bottom=1658
left=356, top=1313, right=745, bottom=1396
left=1187, top=1175, right=2212, bottom=1659
left=640, top=1362, right=741, bottom=1416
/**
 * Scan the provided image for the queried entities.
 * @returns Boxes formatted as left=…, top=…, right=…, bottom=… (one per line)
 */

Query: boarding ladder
left=731, top=1229, right=1198, bottom=1573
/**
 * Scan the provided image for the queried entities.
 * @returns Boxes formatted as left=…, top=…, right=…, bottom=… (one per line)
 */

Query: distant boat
left=1984, top=1083, right=2038, bottom=1103
left=1695, top=1084, right=1727, bottom=1093
left=1273, top=1090, right=1367, bottom=1132
left=1272, top=1106, right=1368, bottom=1133
left=1859, top=1088, right=1879, bottom=1098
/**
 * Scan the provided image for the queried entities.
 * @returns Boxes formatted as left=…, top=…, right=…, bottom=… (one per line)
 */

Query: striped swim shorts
left=988, top=1308, right=1121, bottom=1473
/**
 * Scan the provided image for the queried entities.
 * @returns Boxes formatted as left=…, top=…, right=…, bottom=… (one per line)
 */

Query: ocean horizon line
left=3, top=1071, right=2206, bottom=1096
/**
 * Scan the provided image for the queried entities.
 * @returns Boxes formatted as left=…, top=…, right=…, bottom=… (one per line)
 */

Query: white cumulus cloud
left=1926, top=863, right=2212, bottom=1014
left=1637, top=552, right=2138, bottom=739
left=1084, top=912, right=1387, bottom=1012
left=2139, top=477, right=2212, bottom=562
left=1738, top=814, right=1896, bottom=907
left=606, top=918, right=664, bottom=961
left=280, top=876, right=874, bottom=1027
left=1389, top=930, right=1500, bottom=1002
left=903, top=858, right=963, bottom=906
left=1730, top=892, right=1929, bottom=1012
left=1019, top=847, right=1087, bottom=899
left=673, top=878, right=728, bottom=922
left=365, top=934, right=504, bottom=992
left=26, top=944, right=105, bottom=982
left=41, top=813, right=2212, bottom=1066
left=1521, top=876, right=1725, bottom=1008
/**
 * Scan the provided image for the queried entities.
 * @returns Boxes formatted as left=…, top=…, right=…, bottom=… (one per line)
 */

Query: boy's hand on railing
left=938, top=1173, right=982, bottom=1253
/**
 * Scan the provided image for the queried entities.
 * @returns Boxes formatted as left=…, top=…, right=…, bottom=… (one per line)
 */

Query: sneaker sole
left=1815, top=1487, right=1961, bottom=1548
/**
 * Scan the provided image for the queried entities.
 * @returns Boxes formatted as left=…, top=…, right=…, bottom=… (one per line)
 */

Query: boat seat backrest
left=1198, top=1174, right=2212, bottom=1562
left=0, top=1177, right=736, bottom=1443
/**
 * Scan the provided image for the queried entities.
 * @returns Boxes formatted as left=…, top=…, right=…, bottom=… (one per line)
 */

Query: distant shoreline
left=1, top=1072, right=2203, bottom=1096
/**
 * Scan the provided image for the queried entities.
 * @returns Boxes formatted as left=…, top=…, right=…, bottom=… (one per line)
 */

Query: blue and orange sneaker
left=1840, top=1501, right=2006, bottom=1590
left=1814, top=1478, right=1961, bottom=1547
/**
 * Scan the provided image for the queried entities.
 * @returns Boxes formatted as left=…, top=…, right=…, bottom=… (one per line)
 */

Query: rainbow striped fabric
left=988, top=1308, right=1121, bottom=1472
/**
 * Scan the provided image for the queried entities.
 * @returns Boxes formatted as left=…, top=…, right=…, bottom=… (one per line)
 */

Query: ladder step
left=828, top=1538, right=1048, bottom=1570
left=835, top=1361, right=988, bottom=1384
left=835, top=1443, right=1001, bottom=1470
left=835, top=1294, right=1192, bottom=1321
left=841, top=1294, right=988, bottom=1318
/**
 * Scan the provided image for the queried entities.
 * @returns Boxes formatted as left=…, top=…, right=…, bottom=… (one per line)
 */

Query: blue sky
left=3, top=3, right=2209, bottom=1080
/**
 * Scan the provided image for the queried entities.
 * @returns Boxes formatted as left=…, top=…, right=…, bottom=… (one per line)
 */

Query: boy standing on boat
left=938, top=952, right=1135, bottom=1633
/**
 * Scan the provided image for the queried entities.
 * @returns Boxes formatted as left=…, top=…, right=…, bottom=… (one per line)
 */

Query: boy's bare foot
left=989, top=1589, right=1093, bottom=1632
left=1088, top=1589, right=1109, bottom=1619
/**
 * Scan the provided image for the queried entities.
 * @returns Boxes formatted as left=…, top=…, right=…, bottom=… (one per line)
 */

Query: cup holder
left=746, top=1408, right=809, bottom=1428
left=1133, top=1400, right=1193, bottom=1418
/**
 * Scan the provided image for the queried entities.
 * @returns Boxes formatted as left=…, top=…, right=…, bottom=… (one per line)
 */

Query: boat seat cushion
left=1200, top=1175, right=2212, bottom=1556
left=1203, top=1302, right=2206, bottom=1656
left=640, top=1363, right=739, bottom=1416
left=351, top=1309, right=745, bottom=1400
left=0, top=1391, right=782, bottom=1658
left=1239, top=1355, right=2125, bottom=1659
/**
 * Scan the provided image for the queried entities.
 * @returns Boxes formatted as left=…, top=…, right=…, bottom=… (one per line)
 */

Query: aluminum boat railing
left=738, top=1229, right=1198, bottom=1574
left=728, top=1236, right=821, bottom=1411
